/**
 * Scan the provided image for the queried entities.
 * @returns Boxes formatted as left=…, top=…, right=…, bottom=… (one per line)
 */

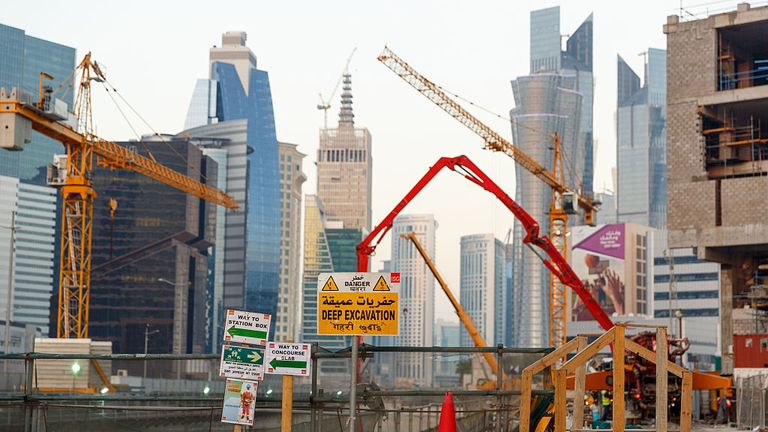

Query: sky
left=5, top=0, right=755, bottom=325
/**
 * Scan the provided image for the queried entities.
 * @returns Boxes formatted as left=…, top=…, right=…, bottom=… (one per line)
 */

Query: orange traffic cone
left=438, top=391, right=457, bottom=432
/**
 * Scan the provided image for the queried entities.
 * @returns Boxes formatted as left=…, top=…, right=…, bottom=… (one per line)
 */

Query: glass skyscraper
left=88, top=137, right=218, bottom=360
left=183, top=32, right=281, bottom=339
left=459, top=234, right=506, bottom=347
left=616, top=48, right=667, bottom=228
left=509, top=7, right=593, bottom=347
left=0, top=176, right=57, bottom=337
left=300, top=196, right=359, bottom=378
left=0, top=23, right=76, bottom=184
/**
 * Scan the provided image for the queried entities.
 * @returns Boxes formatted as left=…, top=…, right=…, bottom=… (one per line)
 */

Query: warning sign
left=221, top=379, right=258, bottom=426
left=317, top=272, right=400, bottom=336
left=224, top=309, right=271, bottom=346
left=322, top=276, right=339, bottom=291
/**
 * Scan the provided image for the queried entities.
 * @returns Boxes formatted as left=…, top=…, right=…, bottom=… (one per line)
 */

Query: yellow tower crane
left=0, top=53, right=238, bottom=338
left=377, top=47, right=599, bottom=348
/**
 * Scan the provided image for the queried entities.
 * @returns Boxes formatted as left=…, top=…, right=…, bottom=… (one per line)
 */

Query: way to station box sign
left=265, top=342, right=311, bottom=377
left=317, top=272, right=400, bottom=336
left=220, top=344, right=265, bottom=381
left=224, top=309, right=271, bottom=346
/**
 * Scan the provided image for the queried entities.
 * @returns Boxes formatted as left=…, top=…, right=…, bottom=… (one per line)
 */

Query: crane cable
left=99, top=78, right=208, bottom=182
left=435, top=83, right=585, bottom=192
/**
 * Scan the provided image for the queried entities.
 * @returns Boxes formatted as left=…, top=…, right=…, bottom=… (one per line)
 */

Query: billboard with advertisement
left=570, top=224, right=627, bottom=321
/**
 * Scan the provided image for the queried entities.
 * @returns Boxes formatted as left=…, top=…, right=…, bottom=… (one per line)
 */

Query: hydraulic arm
left=356, top=155, right=613, bottom=333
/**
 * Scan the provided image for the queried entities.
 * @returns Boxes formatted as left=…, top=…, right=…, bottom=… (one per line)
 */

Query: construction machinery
left=317, top=47, right=357, bottom=128
left=0, top=53, right=238, bottom=338
left=401, top=231, right=500, bottom=389
left=356, top=154, right=613, bottom=334
left=377, top=46, right=597, bottom=348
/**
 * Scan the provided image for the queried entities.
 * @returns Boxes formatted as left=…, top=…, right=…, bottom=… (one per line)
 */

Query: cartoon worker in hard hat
left=240, top=383, right=255, bottom=422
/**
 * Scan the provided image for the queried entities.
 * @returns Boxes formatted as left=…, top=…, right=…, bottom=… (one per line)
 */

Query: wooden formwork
left=519, top=324, right=693, bottom=432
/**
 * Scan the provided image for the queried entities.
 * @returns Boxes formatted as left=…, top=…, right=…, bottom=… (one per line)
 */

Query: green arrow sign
left=227, top=327, right=267, bottom=340
left=269, top=358, right=307, bottom=369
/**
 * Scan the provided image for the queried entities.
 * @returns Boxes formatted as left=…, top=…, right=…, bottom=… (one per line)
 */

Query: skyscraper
left=276, top=142, right=306, bottom=341
left=459, top=234, right=506, bottom=347
left=300, top=196, right=360, bottom=376
left=390, top=214, right=437, bottom=386
left=183, top=32, right=281, bottom=337
left=0, top=176, right=57, bottom=338
left=0, top=23, right=76, bottom=184
left=316, top=73, right=373, bottom=234
left=616, top=49, right=667, bottom=228
left=509, top=7, right=593, bottom=347
left=89, top=136, right=218, bottom=357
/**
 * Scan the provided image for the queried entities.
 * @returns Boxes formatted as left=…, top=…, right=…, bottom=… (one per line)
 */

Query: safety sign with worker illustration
left=221, top=378, right=258, bottom=426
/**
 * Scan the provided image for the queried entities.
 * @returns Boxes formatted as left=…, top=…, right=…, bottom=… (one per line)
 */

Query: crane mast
left=0, top=52, right=238, bottom=338
left=377, top=47, right=598, bottom=348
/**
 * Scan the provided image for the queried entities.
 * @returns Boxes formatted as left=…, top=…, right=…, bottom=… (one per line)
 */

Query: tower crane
left=317, top=47, right=357, bottom=128
left=377, top=47, right=599, bottom=348
left=0, top=53, right=238, bottom=338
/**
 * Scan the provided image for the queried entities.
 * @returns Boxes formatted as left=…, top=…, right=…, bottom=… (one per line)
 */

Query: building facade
left=390, top=214, right=437, bottom=387
left=316, top=73, right=373, bottom=234
left=88, top=137, right=218, bottom=359
left=0, top=23, right=76, bottom=184
left=664, top=3, right=768, bottom=372
left=198, top=146, right=227, bottom=351
left=276, top=142, right=306, bottom=341
left=616, top=49, right=667, bottom=228
left=652, top=230, right=720, bottom=369
left=0, top=176, right=57, bottom=338
left=183, top=32, right=281, bottom=338
left=299, top=196, right=361, bottom=377
left=509, top=72, right=582, bottom=347
left=459, top=234, right=506, bottom=347
left=509, top=6, right=593, bottom=347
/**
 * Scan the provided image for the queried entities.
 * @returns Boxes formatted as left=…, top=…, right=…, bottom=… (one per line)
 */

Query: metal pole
left=348, top=337, right=358, bottom=432
left=4, top=212, right=16, bottom=364
left=496, top=343, right=503, bottom=432
left=23, top=354, right=33, bottom=432
left=143, top=324, right=149, bottom=382
left=311, top=343, right=318, bottom=432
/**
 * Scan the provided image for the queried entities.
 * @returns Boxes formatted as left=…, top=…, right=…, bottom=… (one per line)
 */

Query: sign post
left=219, top=309, right=271, bottom=431
left=316, top=272, right=400, bottom=432
left=265, top=342, right=311, bottom=432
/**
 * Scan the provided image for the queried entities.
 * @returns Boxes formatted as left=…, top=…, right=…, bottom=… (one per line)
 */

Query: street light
left=71, top=361, right=81, bottom=390
left=143, top=324, right=160, bottom=382
left=0, top=212, right=19, bottom=366
left=203, top=385, right=210, bottom=395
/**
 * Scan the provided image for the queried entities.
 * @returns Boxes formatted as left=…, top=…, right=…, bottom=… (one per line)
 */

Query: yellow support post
left=612, top=326, right=625, bottom=432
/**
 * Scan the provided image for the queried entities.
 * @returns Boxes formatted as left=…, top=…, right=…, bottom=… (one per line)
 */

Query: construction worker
left=600, top=390, right=612, bottom=421
left=240, top=383, right=255, bottom=422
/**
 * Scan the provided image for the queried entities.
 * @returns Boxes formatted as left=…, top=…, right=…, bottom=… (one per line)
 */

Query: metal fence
left=0, top=345, right=552, bottom=432
left=736, top=372, right=768, bottom=430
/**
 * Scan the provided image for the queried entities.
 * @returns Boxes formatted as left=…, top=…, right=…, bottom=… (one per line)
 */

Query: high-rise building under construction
left=315, top=73, right=373, bottom=234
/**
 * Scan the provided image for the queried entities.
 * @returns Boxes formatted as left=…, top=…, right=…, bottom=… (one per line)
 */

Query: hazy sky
left=5, top=0, right=749, bottom=324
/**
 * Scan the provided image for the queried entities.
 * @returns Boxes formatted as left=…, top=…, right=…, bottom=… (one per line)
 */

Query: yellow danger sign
left=317, top=272, right=400, bottom=336
left=373, top=276, right=390, bottom=291
left=322, top=276, right=339, bottom=291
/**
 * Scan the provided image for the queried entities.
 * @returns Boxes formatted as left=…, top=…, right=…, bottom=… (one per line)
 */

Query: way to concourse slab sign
left=224, top=309, right=271, bottom=346
left=317, top=272, right=400, bottom=336
left=265, top=342, right=311, bottom=377
left=219, top=344, right=265, bottom=381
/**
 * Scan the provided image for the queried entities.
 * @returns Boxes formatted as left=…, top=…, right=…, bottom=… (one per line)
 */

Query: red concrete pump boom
left=356, top=155, right=614, bottom=333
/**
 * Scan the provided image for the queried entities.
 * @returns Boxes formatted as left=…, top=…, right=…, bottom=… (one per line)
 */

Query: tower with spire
left=314, top=71, right=373, bottom=234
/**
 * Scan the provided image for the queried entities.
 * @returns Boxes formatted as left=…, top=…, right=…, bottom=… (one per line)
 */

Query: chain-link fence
left=736, top=372, right=768, bottom=430
left=0, top=345, right=552, bottom=432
